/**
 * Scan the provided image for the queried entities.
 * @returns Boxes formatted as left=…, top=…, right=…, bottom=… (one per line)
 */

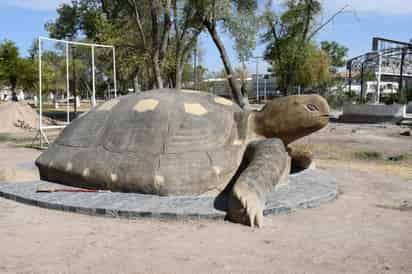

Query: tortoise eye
left=306, top=104, right=319, bottom=112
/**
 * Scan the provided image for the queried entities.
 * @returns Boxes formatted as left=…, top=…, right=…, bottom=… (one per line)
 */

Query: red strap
left=56, top=188, right=101, bottom=192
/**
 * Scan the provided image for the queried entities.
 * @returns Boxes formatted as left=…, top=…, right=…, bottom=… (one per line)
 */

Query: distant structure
left=202, top=74, right=280, bottom=102
left=347, top=37, right=412, bottom=103
left=0, top=87, right=26, bottom=102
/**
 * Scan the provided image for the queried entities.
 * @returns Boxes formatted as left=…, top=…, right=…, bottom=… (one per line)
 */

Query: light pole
left=376, top=51, right=382, bottom=104
left=193, top=39, right=198, bottom=90
left=264, top=78, right=267, bottom=102
left=251, top=56, right=263, bottom=104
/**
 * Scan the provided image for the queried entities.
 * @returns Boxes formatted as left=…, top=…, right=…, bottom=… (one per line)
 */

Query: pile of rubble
left=0, top=102, right=43, bottom=133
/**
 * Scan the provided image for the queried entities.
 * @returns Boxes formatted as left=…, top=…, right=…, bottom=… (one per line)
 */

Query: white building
left=203, top=74, right=279, bottom=101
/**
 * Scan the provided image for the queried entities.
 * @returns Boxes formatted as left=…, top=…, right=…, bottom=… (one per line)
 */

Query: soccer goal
left=37, top=36, right=117, bottom=148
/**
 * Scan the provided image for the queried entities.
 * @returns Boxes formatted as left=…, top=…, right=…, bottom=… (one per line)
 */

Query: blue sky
left=1, top=0, right=412, bottom=74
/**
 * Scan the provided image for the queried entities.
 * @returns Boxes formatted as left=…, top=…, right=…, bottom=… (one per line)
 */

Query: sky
left=1, top=0, right=412, bottom=74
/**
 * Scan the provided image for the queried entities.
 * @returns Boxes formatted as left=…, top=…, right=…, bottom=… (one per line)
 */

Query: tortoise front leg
left=227, top=138, right=290, bottom=227
left=287, top=143, right=314, bottom=172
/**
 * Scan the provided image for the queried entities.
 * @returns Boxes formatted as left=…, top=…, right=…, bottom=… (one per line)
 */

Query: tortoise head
left=254, top=95, right=330, bottom=145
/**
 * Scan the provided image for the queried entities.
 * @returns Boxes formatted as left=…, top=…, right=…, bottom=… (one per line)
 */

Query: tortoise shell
left=36, top=89, right=249, bottom=196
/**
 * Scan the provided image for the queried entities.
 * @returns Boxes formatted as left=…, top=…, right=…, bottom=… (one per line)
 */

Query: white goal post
left=37, top=36, right=117, bottom=147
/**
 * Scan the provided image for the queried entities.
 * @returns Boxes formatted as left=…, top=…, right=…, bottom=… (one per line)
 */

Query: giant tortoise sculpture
left=36, top=88, right=329, bottom=227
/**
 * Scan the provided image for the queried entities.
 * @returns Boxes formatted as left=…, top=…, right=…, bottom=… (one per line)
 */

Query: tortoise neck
left=252, top=109, right=268, bottom=138
left=246, top=111, right=265, bottom=142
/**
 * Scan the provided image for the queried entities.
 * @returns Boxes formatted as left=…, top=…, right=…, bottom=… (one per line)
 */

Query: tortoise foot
left=227, top=182, right=264, bottom=228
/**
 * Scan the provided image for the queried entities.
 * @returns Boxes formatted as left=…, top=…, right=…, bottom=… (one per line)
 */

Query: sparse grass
left=302, top=143, right=343, bottom=160
left=376, top=201, right=412, bottom=211
left=0, top=133, right=34, bottom=144
left=14, top=143, right=46, bottom=150
left=387, top=154, right=412, bottom=162
left=354, top=151, right=383, bottom=161
left=353, top=150, right=412, bottom=163
left=317, top=159, right=412, bottom=179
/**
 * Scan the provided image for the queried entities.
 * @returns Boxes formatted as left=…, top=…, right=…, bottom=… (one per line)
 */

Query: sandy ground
left=0, top=142, right=40, bottom=182
left=0, top=121, right=411, bottom=274
left=0, top=101, right=56, bottom=133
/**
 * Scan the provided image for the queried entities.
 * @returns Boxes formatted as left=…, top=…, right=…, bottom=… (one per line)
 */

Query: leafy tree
left=18, top=58, right=38, bottom=92
left=0, top=40, right=40, bottom=98
left=263, top=0, right=321, bottom=94
left=46, top=0, right=261, bottom=109
left=263, top=0, right=347, bottom=94
left=46, top=0, right=205, bottom=90
left=320, top=41, right=348, bottom=73
left=191, top=0, right=258, bottom=109
left=0, top=40, right=72, bottom=101
left=46, top=1, right=149, bottom=89
left=0, top=40, right=20, bottom=97
left=45, top=1, right=80, bottom=40
left=296, top=43, right=331, bottom=89
left=172, top=1, right=204, bottom=89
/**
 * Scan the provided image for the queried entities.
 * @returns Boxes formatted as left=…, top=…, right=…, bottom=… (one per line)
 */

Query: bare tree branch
left=308, top=5, right=349, bottom=41
left=159, top=0, right=171, bottom=63
left=127, top=0, right=147, bottom=48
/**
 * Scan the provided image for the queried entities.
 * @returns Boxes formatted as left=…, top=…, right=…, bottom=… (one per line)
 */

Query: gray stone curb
left=0, top=168, right=338, bottom=220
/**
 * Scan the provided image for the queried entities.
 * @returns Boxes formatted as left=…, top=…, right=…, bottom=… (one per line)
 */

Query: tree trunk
left=150, top=0, right=165, bottom=89
left=168, top=75, right=175, bottom=88
left=11, top=78, right=17, bottom=101
left=133, top=75, right=140, bottom=92
left=152, top=52, right=163, bottom=89
left=175, top=61, right=183, bottom=90
left=175, top=42, right=184, bottom=89
left=204, top=20, right=250, bottom=110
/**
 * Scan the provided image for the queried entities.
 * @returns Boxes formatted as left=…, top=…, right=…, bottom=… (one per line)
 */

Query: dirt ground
left=0, top=121, right=411, bottom=274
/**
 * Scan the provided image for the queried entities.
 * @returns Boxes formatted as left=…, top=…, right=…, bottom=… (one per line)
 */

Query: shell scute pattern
left=36, top=89, right=246, bottom=195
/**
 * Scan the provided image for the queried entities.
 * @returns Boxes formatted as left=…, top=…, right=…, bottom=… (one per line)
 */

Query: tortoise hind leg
left=227, top=138, right=290, bottom=227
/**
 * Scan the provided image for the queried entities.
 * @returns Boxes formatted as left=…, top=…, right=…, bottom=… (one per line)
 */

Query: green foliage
left=0, top=40, right=20, bottom=91
left=262, top=0, right=326, bottom=94
left=45, top=0, right=151, bottom=89
left=0, top=133, right=34, bottom=144
left=320, top=41, right=348, bottom=72
left=0, top=40, right=40, bottom=94
left=262, top=0, right=348, bottom=95
left=18, top=58, right=38, bottom=92
left=381, top=92, right=408, bottom=105
left=190, top=0, right=257, bottom=107
left=222, top=1, right=259, bottom=63
left=296, top=43, right=331, bottom=88
left=354, top=150, right=412, bottom=163
left=387, top=154, right=412, bottom=162
left=45, top=1, right=80, bottom=39
left=354, top=151, right=383, bottom=161
left=194, top=0, right=258, bottom=63
left=45, top=0, right=207, bottom=90
left=324, top=89, right=358, bottom=109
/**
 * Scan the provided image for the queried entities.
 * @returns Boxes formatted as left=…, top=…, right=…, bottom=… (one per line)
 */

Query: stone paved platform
left=0, top=168, right=338, bottom=220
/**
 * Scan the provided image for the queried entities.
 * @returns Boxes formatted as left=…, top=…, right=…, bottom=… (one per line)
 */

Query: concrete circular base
left=0, top=168, right=338, bottom=220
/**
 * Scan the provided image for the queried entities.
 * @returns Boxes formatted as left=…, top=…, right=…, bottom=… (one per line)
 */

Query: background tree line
left=1, top=0, right=349, bottom=109
left=0, top=40, right=38, bottom=98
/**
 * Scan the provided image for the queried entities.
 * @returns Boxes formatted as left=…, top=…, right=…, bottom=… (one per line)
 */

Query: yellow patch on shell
left=214, top=96, right=233, bottom=106
left=181, top=89, right=201, bottom=94
left=65, top=162, right=73, bottom=171
left=110, top=173, right=118, bottom=182
left=82, top=168, right=90, bottom=177
left=184, top=103, right=208, bottom=116
left=154, top=175, right=165, bottom=191
left=48, top=161, right=54, bottom=168
left=97, top=99, right=119, bottom=111
left=154, top=175, right=165, bottom=184
left=233, top=139, right=243, bottom=146
left=134, top=99, right=159, bottom=112
left=212, top=166, right=221, bottom=176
